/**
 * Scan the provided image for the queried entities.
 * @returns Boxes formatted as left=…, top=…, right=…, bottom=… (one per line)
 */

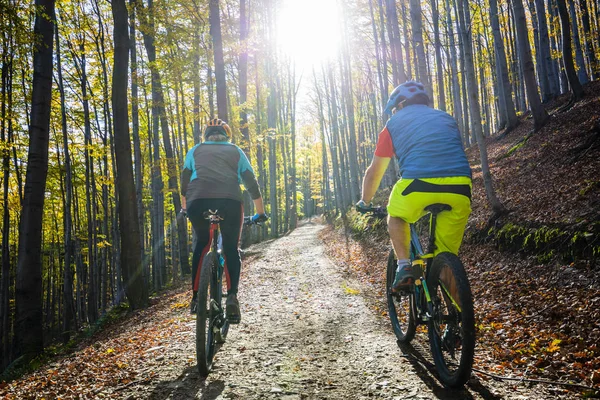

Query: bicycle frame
left=408, top=208, right=447, bottom=321
left=193, top=210, right=230, bottom=293
left=410, top=208, right=463, bottom=321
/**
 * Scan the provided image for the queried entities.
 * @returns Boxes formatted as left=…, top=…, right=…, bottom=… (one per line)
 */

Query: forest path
left=129, top=220, right=554, bottom=400
left=2, top=221, right=561, bottom=399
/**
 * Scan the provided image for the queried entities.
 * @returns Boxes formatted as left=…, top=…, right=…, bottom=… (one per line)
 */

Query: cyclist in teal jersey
left=181, top=119, right=267, bottom=322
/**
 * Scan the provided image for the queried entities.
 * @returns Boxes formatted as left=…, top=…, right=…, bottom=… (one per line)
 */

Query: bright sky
left=276, top=0, right=342, bottom=70
left=275, top=0, right=343, bottom=130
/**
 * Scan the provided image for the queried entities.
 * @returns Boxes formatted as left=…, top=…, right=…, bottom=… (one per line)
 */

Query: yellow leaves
left=96, top=240, right=112, bottom=249
left=105, top=348, right=115, bottom=355
left=545, top=339, right=562, bottom=353
left=171, top=302, right=188, bottom=310
left=490, top=321, right=503, bottom=330
left=341, top=282, right=360, bottom=295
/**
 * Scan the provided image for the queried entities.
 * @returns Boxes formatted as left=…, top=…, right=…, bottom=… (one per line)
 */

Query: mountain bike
left=360, top=204, right=475, bottom=388
left=195, top=210, right=261, bottom=376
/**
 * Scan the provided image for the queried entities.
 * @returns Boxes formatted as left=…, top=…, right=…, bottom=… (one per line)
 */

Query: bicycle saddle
left=424, top=204, right=452, bottom=215
left=203, top=210, right=224, bottom=220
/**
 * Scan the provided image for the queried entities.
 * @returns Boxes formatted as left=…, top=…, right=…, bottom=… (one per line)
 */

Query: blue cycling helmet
left=383, top=81, right=429, bottom=116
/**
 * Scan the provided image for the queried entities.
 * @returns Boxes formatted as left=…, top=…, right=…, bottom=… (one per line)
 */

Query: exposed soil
left=1, top=220, right=570, bottom=399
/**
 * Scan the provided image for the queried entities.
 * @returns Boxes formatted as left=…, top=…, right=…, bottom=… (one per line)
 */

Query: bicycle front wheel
left=386, top=250, right=416, bottom=344
left=427, top=252, right=475, bottom=388
left=196, top=252, right=217, bottom=376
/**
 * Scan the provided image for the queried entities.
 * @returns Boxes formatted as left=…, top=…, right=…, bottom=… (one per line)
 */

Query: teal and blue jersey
left=181, top=141, right=261, bottom=203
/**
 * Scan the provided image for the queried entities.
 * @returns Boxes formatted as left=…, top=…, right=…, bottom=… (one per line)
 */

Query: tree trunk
left=456, top=0, right=506, bottom=215
left=445, top=0, right=464, bottom=135
left=569, top=0, right=590, bottom=83
left=54, top=17, right=75, bottom=343
left=377, top=0, right=390, bottom=101
left=15, top=0, right=55, bottom=361
left=536, top=0, right=559, bottom=99
left=579, top=0, right=598, bottom=79
left=1, top=24, right=15, bottom=367
left=385, top=0, right=407, bottom=84
left=513, top=0, right=549, bottom=130
left=557, top=0, right=586, bottom=100
left=368, top=0, right=387, bottom=110
left=129, top=0, right=147, bottom=282
left=431, top=0, right=446, bottom=110
left=112, top=0, right=148, bottom=309
left=410, top=0, right=432, bottom=96
left=489, top=0, right=519, bottom=131
left=210, top=0, right=228, bottom=121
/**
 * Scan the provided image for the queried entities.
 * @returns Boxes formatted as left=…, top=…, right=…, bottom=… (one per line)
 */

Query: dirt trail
left=121, top=221, right=560, bottom=400
left=3, top=221, right=567, bottom=399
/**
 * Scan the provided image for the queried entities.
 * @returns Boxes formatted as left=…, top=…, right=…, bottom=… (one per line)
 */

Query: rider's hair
left=397, top=93, right=429, bottom=110
left=206, top=133, right=229, bottom=142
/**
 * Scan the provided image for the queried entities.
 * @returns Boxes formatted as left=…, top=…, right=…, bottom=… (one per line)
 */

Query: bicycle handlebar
left=356, top=206, right=388, bottom=218
left=243, top=216, right=263, bottom=226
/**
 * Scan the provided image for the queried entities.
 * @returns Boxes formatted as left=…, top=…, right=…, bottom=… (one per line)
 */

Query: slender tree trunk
left=489, top=0, right=519, bottom=131
left=210, top=0, right=228, bottom=121
left=401, top=0, right=412, bottom=80
left=112, top=0, right=148, bottom=309
left=385, top=0, right=407, bottom=84
left=377, top=0, right=390, bottom=100
left=579, top=0, right=599, bottom=79
left=130, top=0, right=146, bottom=281
left=15, top=0, right=55, bottom=361
left=453, top=0, right=470, bottom=143
left=557, top=0, right=586, bottom=100
left=536, top=0, right=559, bottom=98
left=193, top=29, right=201, bottom=144
left=54, top=18, right=75, bottom=343
left=569, top=0, right=590, bottom=83
left=431, top=0, right=446, bottom=110
left=446, top=0, right=464, bottom=134
left=340, top=13, right=360, bottom=202
left=1, top=24, right=14, bottom=367
left=369, top=0, right=387, bottom=109
left=513, top=0, right=549, bottom=130
left=456, top=0, right=506, bottom=215
left=267, top=60, right=278, bottom=237
left=527, top=0, right=550, bottom=101
left=410, top=0, right=432, bottom=96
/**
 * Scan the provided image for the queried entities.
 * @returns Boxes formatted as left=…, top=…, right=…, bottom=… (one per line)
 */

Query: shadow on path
left=148, top=366, right=225, bottom=400
left=398, top=342, right=503, bottom=400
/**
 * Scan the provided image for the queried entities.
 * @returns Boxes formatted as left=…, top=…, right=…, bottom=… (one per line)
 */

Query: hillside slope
left=322, top=81, right=600, bottom=395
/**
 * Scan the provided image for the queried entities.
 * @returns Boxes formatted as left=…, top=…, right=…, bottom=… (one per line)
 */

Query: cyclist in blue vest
left=181, top=119, right=268, bottom=322
left=357, top=81, right=472, bottom=292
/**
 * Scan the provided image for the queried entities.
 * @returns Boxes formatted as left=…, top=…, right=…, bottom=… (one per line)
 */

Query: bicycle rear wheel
left=386, top=250, right=416, bottom=343
left=196, top=252, right=217, bottom=376
left=427, top=252, right=475, bottom=388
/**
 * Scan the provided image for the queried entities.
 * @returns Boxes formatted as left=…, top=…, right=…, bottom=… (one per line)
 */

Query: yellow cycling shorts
left=387, top=177, right=472, bottom=256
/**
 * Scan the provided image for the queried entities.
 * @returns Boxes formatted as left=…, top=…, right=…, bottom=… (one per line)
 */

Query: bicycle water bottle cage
left=203, top=209, right=224, bottom=222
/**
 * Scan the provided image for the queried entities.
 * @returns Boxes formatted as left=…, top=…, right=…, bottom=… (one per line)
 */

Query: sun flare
left=276, top=0, right=342, bottom=68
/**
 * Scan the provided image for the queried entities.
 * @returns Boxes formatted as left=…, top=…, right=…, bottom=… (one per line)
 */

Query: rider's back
left=183, top=141, right=258, bottom=203
left=385, top=105, right=471, bottom=179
